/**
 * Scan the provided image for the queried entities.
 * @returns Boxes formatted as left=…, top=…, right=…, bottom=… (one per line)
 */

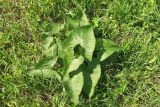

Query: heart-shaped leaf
left=62, top=25, right=95, bottom=61
left=71, top=26, right=95, bottom=61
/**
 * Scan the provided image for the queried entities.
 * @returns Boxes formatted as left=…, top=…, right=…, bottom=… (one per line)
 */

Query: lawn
left=0, top=0, right=160, bottom=106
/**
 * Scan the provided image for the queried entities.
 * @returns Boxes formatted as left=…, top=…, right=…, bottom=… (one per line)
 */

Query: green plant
left=29, top=7, right=122, bottom=104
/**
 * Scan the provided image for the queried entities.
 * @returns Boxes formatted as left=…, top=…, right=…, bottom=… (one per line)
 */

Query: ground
left=0, top=0, right=160, bottom=106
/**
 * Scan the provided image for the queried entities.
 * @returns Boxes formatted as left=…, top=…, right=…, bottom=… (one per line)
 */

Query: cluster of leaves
left=29, top=8, right=122, bottom=104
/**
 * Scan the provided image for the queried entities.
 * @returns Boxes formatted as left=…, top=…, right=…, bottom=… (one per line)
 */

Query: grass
left=0, top=0, right=160, bottom=106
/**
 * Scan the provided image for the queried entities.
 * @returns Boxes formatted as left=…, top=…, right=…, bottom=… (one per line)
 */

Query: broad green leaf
left=65, top=55, right=84, bottom=75
left=68, top=8, right=89, bottom=28
left=59, top=46, right=75, bottom=73
left=96, top=39, right=122, bottom=61
left=56, top=39, right=75, bottom=74
left=65, top=29, right=74, bottom=37
left=42, top=36, right=54, bottom=49
left=41, top=35, right=58, bottom=57
left=83, top=58, right=101, bottom=98
left=65, top=7, right=89, bottom=36
left=62, top=25, right=95, bottom=61
left=35, top=57, right=57, bottom=69
left=43, top=43, right=58, bottom=57
left=41, top=23, right=64, bottom=46
left=45, top=23, right=64, bottom=34
left=58, top=25, right=95, bottom=75
left=29, top=68, right=61, bottom=81
left=71, top=25, right=95, bottom=61
left=63, top=66, right=84, bottom=104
